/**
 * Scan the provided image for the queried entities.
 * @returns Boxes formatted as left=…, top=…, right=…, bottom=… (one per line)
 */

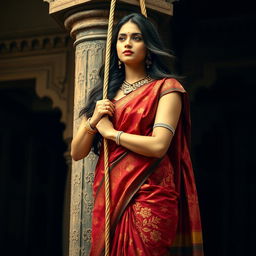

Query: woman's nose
left=124, top=39, right=132, bottom=48
left=125, top=43, right=132, bottom=49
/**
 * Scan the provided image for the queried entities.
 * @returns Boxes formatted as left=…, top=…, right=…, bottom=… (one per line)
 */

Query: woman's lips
left=123, top=50, right=134, bottom=56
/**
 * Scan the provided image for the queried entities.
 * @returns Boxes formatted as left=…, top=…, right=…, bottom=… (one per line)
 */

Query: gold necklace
left=120, top=75, right=154, bottom=95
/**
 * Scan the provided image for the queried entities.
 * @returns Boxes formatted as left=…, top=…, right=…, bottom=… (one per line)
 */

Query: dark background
left=0, top=79, right=67, bottom=256
left=173, top=1, right=256, bottom=256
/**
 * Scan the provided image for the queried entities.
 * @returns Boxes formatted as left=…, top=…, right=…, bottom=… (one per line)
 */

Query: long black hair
left=80, top=13, right=180, bottom=154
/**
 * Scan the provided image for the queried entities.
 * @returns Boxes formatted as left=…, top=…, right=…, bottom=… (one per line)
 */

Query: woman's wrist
left=107, top=129, right=119, bottom=141
left=89, top=116, right=98, bottom=128
left=115, top=131, right=124, bottom=145
left=84, top=118, right=97, bottom=135
left=107, top=130, right=125, bottom=145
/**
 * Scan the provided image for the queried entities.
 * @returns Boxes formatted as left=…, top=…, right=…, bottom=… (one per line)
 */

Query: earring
left=146, top=53, right=152, bottom=69
left=118, top=60, right=122, bottom=69
left=146, top=58, right=152, bottom=69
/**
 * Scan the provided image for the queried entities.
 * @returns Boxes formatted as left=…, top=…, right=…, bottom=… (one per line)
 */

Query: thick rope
left=102, top=1, right=147, bottom=255
left=140, top=0, right=147, bottom=17
left=103, top=1, right=117, bottom=255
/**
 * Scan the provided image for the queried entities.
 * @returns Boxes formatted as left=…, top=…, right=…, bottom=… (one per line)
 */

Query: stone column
left=65, top=10, right=109, bottom=255
left=44, top=1, right=174, bottom=255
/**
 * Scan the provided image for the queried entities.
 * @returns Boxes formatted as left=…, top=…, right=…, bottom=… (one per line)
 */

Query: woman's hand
left=90, top=99, right=115, bottom=128
left=96, top=116, right=117, bottom=139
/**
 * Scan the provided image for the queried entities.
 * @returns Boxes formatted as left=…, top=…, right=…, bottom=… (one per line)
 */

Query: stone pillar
left=44, top=1, right=174, bottom=255
left=65, top=10, right=109, bottom=255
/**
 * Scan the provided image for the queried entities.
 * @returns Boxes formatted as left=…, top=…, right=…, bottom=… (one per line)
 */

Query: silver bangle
left=116, top=131, right=124, bottom=145
left=87, top=117, right=96, bottom=130
left=153, top=123, right=175, bottom=135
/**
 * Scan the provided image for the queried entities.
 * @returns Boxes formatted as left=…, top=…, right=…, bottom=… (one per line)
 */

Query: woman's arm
left=96, top=92, right=182, bottom=158
left=71, top=99, right=115, bottom=161
left=70, top=117, right=96, bottom=161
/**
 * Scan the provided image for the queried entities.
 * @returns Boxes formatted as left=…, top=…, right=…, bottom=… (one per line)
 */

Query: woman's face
left=116, top=21, right=147, bottom=67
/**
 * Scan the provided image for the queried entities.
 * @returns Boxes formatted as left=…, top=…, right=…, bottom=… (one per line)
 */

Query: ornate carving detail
left=78, top=72, right=85, bottom=87
left=72, top=193, right=82, bottom=215
left=89, top=69, right=99, bottom=89
left=73, top=172, right=82, bottom=186
left=81, top=247, right=87, bottom=256
left=71, top=229, right=80, bottom=242
left=72, top=199, right=81, bottom=215
left=76, top=46, right=83, bottom=58
left=84, top=172, right=94, bottom=185
left=88, top=70, right=98, bottom=81
left=87, top=151, right=98, bottom=162
left=83, top=192, right=94, bottom=215
left=70, top=19, right=106, bottom=256
left=73, top=98, right=85, bottom=121
left=0, top=35, right=72, bottom=139
left=75, top=41, right=105, bottom=60
left=83, top=42, right=103, bottom=57
left=74, top=40, right=105, bottom=114
left=82, top=228, right=92, bottom=243
left=85, top=200, right=93, bottom=215
left=0, top=34, right=70, bottom=54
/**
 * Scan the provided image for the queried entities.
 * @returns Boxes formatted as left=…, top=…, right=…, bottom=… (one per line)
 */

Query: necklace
left=120, top=75, right=154, bottom=95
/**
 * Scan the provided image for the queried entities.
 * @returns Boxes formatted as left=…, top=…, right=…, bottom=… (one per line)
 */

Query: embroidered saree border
left=169, top=244, right=204, bottom=256
left=110, top=157, right=162, bottom=236
left=94, top=151, right=128, bottom=199
left=170, top=231, right=204, bottom=256
left=172, top=231, right=203, bottom=247
left=160, top=87, right=186, bottom=98
left=98, top=156, right=163, bottom=256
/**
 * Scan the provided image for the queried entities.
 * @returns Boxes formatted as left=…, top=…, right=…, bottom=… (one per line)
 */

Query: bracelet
left=87, top=117, right=96, bottom=130
left=84, top=118, right=97, bottom=135
left=116, top=131, right=124, bottom=145
left=153, top=123, right=175, bottom=136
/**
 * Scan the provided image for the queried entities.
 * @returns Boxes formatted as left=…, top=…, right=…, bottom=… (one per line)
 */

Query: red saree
left=90, top=78, right=204, bottom=256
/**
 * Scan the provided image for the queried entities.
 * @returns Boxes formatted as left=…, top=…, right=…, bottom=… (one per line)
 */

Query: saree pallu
left=90, top=78, right=204, bottom=256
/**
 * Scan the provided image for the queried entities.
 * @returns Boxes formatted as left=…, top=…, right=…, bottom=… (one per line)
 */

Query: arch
left=0, top=38, right=73, bottom=139
left=0, top=78, right=68, bottom=256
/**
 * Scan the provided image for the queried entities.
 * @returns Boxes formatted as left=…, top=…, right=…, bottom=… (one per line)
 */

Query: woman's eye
left=118, top=36, right=126, bottom=41
left=133, top=36, right=142, bottom=41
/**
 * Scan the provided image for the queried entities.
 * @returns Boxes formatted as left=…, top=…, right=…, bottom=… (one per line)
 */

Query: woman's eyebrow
left=118, top=33, right=142, bottom=36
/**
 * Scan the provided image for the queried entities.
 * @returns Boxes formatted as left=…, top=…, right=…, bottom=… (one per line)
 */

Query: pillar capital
left=64, top=9, right=126, bottom=45
left=44, top=0, right=174, bottom=26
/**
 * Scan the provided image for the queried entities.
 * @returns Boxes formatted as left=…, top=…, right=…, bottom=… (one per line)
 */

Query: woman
left=71, top=13, right=204, bottom=256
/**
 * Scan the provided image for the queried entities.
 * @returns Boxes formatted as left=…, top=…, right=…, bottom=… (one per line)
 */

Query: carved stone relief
left=0, top=33, right=73, bottom=140
left=69, top=26, right=105, bottom=255
left=0, top=34, right=69, bottom=54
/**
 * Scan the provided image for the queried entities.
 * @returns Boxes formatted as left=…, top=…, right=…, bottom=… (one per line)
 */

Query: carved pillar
left=44, top=1, right=174, bottom=255
left=65, top=10, right=109, bottom=255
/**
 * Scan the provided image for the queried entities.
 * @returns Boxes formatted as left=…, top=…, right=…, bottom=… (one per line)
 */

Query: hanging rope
left=140, top=0, right=148, bottom=17
left=102, top=1, right=147, bottom=255
left=103, top=0, right=117, bottom=255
